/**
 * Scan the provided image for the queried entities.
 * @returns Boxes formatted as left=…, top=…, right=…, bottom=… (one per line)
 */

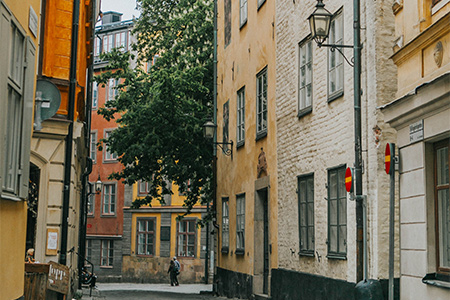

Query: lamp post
left=308, top=1, right=382, bottom=299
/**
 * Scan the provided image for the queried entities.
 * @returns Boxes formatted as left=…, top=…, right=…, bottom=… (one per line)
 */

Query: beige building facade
left=381, top=1, right=450, bottom=299
left=273, top=0, right=399, bottom=298
left=215, top=0, right=278, bottom=298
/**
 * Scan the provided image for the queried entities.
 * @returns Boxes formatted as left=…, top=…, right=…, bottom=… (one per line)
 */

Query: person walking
left=168, top=260, right=179, bottom=286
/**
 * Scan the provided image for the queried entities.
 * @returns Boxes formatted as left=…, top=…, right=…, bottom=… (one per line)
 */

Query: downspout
left=77, top=1, right=96, bottom=287
left=59, top=0, right=80, bottom=275
left=212, top=0, right=219, bottom=291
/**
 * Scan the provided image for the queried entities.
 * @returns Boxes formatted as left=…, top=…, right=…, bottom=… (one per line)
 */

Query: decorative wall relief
left=434, top=41, right=443, bottom=68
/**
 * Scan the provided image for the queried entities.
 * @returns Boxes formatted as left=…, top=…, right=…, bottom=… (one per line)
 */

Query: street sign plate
left=385, top=143, right=392, bottom=174
left=345, top=167, right=353, bottom=193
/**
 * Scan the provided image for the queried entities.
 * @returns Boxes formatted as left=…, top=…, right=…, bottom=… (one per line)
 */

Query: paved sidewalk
left=82, top=283, right=213, bottom=299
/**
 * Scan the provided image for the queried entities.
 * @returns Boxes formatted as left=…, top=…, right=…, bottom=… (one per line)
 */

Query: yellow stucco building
left=121, top=181, right=209, bottom=283
left=215, top=0, right=278, bottom=298
left=0, top=0, right=40, bottom=299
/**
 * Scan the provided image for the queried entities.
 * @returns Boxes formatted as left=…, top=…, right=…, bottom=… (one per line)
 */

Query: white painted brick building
left=273, top=0, right=399, bottom=298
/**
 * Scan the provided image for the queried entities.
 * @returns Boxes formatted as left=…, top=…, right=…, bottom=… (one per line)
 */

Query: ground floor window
left=136, top=218, right=155, bottom=256
left=177, top=219, right=196, bottom=257
left=100, top=240, right=114, bottom=267
left=435, top=139, right=450, bottom=273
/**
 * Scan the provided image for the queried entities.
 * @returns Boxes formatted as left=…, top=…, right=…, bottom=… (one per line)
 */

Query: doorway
left=254, top=177, right=270, bottom=296
left=26, top=164, right=40, bottom=253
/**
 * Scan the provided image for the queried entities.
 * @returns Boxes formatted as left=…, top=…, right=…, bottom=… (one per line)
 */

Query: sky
left=101, top=0, right=140, bottom=21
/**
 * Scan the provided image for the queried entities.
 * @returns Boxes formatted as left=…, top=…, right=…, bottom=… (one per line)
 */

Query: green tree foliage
left=94, top=0, right=214, bottom=220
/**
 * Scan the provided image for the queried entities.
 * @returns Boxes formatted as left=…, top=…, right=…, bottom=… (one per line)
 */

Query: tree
left=95, top=0, right=214, bottom=221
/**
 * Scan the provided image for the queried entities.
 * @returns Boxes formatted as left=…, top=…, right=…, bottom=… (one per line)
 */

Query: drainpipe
left=77, top=1, right=96, bottom=289
left=212, top=0, right=219, bottom=292
left=59, top=0, right=80, bottom=274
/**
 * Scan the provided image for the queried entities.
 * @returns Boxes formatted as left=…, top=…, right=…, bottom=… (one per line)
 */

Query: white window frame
left=240, top=0, right=248, bottom=27
left=222, top=197, right=229, bottom=252
left=107, top=78, right=119, bottom=102
left=328, top=10, right=344, bottom=101
left=138, top=180, right=150, bottom=196
left=237, top=87, right=245, bottom=146
left=102, top=183, right=116, bottom=215
left=177, top=219, right=197, bottom=258
left=236, top=194, right=245, bottom=253
left=92, top=82, right=98, bottom=109
left=256, top=67, right=268, bottom=139
left=87, top=191, right=94, bottom=215
left=94, top=37, right=100, bottom=56
left=104, top=130, right=117, bottom=161
left=90, top=131, right=97, bottom=163
left=86, top=240, right=93, bottom=263
left=298, top=39, right=313, bottom=115
left=100, top=240, right=114, bottom=267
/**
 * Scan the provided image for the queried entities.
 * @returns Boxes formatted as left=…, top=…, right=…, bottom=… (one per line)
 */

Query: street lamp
left=202, top=121, right=233, bottom=157
left=307, top=0, right=332, bottom=46
left=88, top=175, right=102, bottom=195
left=308, top=1, right=384, bottom=299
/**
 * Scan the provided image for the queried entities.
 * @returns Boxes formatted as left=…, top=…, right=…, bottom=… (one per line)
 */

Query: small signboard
left=46, top=228, right=58, bottom=256
left=47, top=261, right=70, bottom=295
left=409, top=120, right=423, bottom=143
left=385, top=143, right=393, bottom=174
left=28, top=6, right=38, bottom=38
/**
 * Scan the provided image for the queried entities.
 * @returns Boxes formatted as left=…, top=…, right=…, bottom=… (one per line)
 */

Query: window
left=104, top=130, right=117, bottom=161
left=92, top=82, right=98, bottom=109
left=86, top=240, right=92, bottom=262
left=299, top=40, right=313, bottom=115
left=224, top=0, right=231, bottom=46
left=237, top=87, right=245, bottom=146
left=94, top=37, right=100, bottom=56
left=222, top=198, right=229, bottom=252
left=2, top=16, right=35, bottom=200
left=107, top=78, right=119, bottom=102
left=115, top=32, right=127, bottom=50
left=90, top=131, right=97, bottom=162
left=102, top=36, right=108, bottom=53
left=298, top=174, right=314, bottom=255
left=107, top=34, right=114, bottom=52
left=102, top=183, right=116, bottom=215
left=87, top=192, right=94, bottom=215
left=435, top=140, right=450, bottom=273
left=328, top=11, right=344, bottom=100
left=100, top=240, right=114, bottom=267
left=138, top=180, right=150, bottom=195
left=258, top=0, right=266, bottom=10
left=177, top=219, right=196, bottom=257
left=136, top=218, right=155, bottom=256
left=236, top=194, right=245, bottom=253
left=240, top=0, right=248, bottom=27
left=328, top=166, right=347, bottom=257
left=256, top=68, right=268, bottom=139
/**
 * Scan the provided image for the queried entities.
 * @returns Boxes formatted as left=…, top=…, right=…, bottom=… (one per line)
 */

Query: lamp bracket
left=214, top=140, right=233, bottom=157
left=318, top=43, right=355, bottom=67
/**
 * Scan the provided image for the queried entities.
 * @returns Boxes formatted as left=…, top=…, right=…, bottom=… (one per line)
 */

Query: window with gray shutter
left=327, top=166, right=347, bottom=258
left=298, top=174, right=314, bottom=255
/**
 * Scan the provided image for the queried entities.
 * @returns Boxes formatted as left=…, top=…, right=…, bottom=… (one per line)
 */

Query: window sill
left=422, top=273, right=450, bottom=290
left=298, top=106, right=312, bottom=119
left=240, top=20, right=247, bottom=30
left=299, top=251, right=315, bottom=258
left=326, top=253, right=347, bottom=260
left=103, top=159, right=118, bottom=164
left=101, top=214, right=116, bottom=218
left=221, top=247, right=229, bottom=254
left=257, top=0, right=266, bottom=11
left=256, top=130, right=267, bottom=141
left=1, top=193, right=22, bottom=202
left=236, top=140, right=245, bottom=149
left=327, top=90, right=344, bottom=103
left=235, top=249, right=245, bottom=256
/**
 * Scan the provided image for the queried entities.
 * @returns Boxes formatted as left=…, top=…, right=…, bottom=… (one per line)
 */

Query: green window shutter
left=0, top=3, right=12, bottom=192
left=19, top=37, right=36, bottom=199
